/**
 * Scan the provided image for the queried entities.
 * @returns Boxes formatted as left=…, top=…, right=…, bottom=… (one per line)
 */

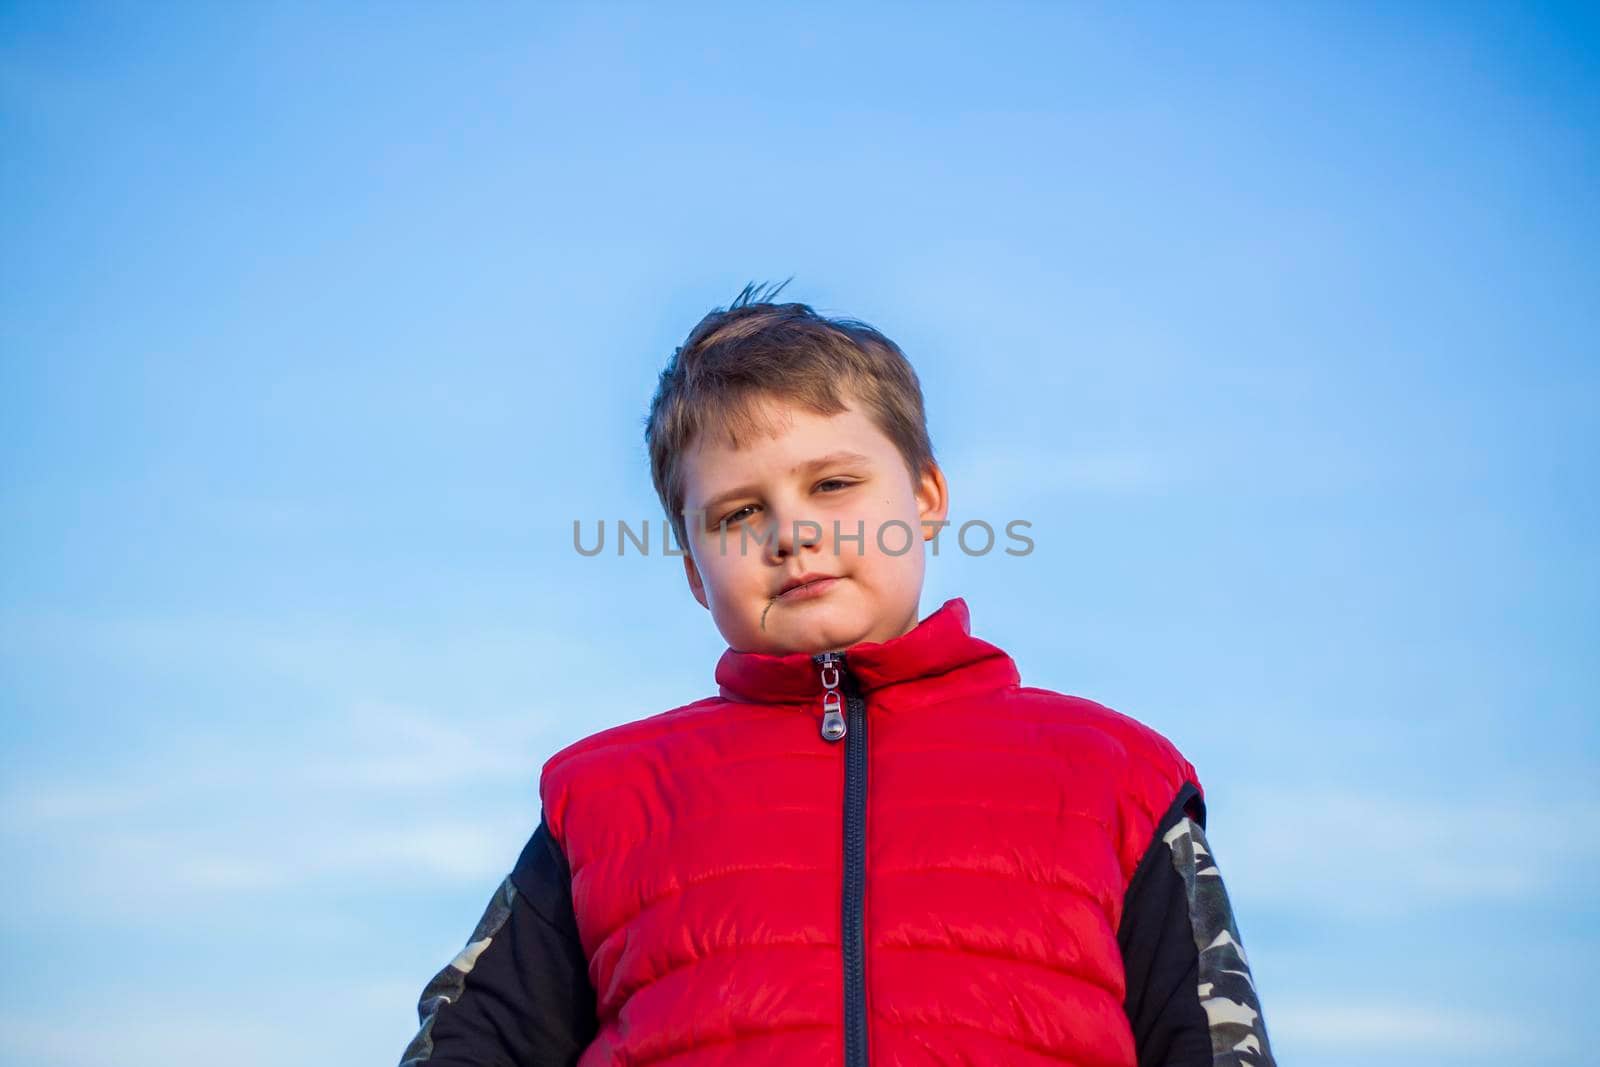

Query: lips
left=776, top=575, right=839, bottom=599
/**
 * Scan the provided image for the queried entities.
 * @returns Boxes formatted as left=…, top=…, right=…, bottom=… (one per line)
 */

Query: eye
left=718, top=480, right=853, bottom=527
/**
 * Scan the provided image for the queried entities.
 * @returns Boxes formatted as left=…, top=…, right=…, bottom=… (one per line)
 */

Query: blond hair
left=645, top=279, right=936, bottom=552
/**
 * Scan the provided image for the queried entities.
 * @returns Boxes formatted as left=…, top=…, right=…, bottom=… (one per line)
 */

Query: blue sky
left=2, top=3, right=1596, bottom=1065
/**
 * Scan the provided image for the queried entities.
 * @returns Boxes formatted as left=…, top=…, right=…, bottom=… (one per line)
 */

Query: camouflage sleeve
left=398, top=813, right=599, bottom=1067
left=1117, top=781, right=1277, bottom=1067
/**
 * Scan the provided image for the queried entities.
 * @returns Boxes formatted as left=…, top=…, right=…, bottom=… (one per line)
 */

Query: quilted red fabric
left=540, top=596, right=1203, bottom=1066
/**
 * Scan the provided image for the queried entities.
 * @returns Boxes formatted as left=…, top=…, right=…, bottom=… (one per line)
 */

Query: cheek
left=859, top=494, right=922, bottom=552
left=866, top=488, right=916, bottom=521
left=699, top=538, right=764, bottom=584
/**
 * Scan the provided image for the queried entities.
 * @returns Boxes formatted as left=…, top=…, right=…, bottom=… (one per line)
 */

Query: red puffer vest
left=540, top=597, right=1203, bottom=1067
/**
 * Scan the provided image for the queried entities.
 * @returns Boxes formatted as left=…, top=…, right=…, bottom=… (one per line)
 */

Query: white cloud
left=0, top=692, right=562, bottom=920
left=1, top=1014, right=286, bottom=1067
left=0, top=983, right=418, bottom=1067
left=149, top=815, right=525, bottom=891
left=1, top=695, right=552, bottom=822
left=1205, top=780, right=1600, bottom=919
left=1, top=780, right=173, bottom=823
left=1269, top=999, right=1543, bottom=1056
left=0, top=607, right=601, bottom=700
left=298, top=697, right=554, bottom=789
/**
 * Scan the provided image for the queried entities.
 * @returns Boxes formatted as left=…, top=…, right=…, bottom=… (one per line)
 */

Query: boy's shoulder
left=1010, top=684, right=1203, bottom=797
left=540, top=694, right=726, bottom=781
left=534, top=693, right=756, bottom=841
left=1012, top=684, right=1206, bottom=872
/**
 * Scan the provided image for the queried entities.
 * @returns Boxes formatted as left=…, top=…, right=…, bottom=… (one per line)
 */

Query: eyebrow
left=692, top=450, right=875, bottom=517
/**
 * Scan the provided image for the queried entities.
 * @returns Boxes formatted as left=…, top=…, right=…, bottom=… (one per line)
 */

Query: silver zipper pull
left=817, top=652, right=847, bottom=742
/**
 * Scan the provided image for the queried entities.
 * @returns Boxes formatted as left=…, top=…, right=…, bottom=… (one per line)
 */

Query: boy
left=398, top=282, right=1276, bottom=1067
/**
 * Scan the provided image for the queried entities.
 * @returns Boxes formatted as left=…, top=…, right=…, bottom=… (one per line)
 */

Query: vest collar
left=714, top=596, right=1020, bottom=707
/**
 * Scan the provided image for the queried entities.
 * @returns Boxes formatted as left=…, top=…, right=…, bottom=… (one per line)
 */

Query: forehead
left=681, top=394, right=897, bottom=500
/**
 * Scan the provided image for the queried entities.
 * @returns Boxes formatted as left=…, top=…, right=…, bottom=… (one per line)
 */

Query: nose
left=763, top=496, right=824, bottom=563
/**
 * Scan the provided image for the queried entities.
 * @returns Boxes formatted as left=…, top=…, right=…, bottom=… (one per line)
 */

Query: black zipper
left=814, top=650, right=869, bottom=1067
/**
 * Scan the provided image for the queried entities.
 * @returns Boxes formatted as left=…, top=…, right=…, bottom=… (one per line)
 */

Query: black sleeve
left=398, top=813, right=600, bottom=1067
left=1117, top=782, right=1277, bottom=1067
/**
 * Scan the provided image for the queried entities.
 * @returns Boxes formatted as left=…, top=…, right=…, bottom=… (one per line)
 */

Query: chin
left=781, top=606, right=870, bottom=653
left=726, top=588, right=868, bottom=654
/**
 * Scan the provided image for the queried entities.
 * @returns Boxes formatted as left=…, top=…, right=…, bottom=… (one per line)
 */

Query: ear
left=915, top=459, right=950, bottom=537
left=682, top=548, right=709, bottom=610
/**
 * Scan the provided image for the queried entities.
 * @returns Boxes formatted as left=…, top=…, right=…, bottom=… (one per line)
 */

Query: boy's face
left=679, top=390, right=949, bottom=656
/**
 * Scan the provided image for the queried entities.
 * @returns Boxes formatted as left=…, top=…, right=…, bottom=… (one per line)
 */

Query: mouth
left=760, top=576, right=842, bottom=631
left=775, top=575, right=841, bottom=601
